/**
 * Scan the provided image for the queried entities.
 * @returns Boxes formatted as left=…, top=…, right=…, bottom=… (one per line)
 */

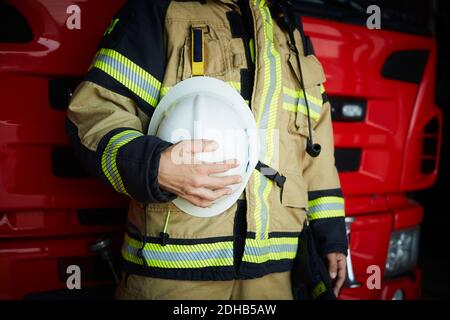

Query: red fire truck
left=0, top=0, right=442, bottom=299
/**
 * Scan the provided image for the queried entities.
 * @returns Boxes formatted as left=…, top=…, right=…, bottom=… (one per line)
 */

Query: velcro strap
left=255, top=161, right=286, bottom=188
left=191, top=26, right=205, bottom=76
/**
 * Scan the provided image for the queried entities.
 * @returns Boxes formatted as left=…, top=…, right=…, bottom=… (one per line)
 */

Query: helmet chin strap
left=270, top=0, right=322, bottom=158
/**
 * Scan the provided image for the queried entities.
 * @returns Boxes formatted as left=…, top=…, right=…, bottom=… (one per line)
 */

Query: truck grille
left=421, top=118, right=440, bottom=174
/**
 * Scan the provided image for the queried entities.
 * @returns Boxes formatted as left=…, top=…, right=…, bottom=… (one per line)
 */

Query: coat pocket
left=284, top=52, right=327, bottom=137
left=270, top=171, right=308, bottom=232
left=145, top=202, right=235, bottom=239
left=178, top=24, right=231, bottom=80
left=280, top=172, right=308, bottom=209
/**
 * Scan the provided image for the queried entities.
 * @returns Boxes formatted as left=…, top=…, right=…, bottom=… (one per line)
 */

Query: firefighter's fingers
left=201, top=175, right=242, bottom=189
left=187, top=187, right=232, bottom=202
left=181, top=194, right=214, bottom=208
left=169, top=140, right=218, bottom=165
left=184, top=140, right=219, bottom=154
left=325, top=253, right=338, bottom=280
left=202, top=160, right=240, bottom=174
left=334, top=254, right=347, bottom=297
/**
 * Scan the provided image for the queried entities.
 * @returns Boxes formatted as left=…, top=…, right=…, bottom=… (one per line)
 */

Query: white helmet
left=148, top=76, right=259, bottom=217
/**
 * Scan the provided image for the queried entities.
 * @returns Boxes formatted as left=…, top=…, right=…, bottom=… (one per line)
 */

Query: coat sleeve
left=302, top=88, right=349, bottom=256
left=66, top=0, right=176, bottom=204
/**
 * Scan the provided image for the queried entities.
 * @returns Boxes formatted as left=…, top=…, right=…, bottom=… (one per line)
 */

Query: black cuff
left=309, top=217, right=348, bottom=257
left=147, top=140, right=177, bottom=203
left=116, top=134, right=176, bottom=203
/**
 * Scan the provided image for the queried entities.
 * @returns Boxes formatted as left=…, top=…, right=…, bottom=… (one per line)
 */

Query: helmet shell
left=148, top=77, right=259, bottom=217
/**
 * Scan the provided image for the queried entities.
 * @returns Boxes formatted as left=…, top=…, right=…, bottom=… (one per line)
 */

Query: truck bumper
left=339, top=194, right=423, bottom=300
left=340, top=267, right=422, bottom=300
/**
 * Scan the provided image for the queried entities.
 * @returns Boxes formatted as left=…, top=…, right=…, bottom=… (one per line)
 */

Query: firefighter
left=66, top=0, right=348, bottom=300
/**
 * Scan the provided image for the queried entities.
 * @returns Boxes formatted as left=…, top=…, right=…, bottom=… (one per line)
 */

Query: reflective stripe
left=283, top=86, right=322, bottom=121
left=284, top=86, right=323, bottom=107
left=160, top=86, right=171, bottom=98
left=225, top=82, right=250, bottom=104
left=101, top=130, right=142, bottom=195
left=249, top=38, right=255, bottom=64
left=252, top=0, right=282, bottom=240
left=242, top=237, right=298, bottom=264
left=122, top=234, right=234, bottom=269
left=227, top=81, right=241, bottom=92
left=283, top=92, right=321, bottom=115
left=90, top=48, right=161, bottom=107
left=307, top=196, right=345, bottom=221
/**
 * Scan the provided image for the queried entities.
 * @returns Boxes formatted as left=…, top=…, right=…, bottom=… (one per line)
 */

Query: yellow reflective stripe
left=284, top=86, right=322, bottom=106
left=90, top=48, right=161, bottom=107
left=242, top=237, right=298, bottom=264
left=122, top=234, right=235, bottom=269
left=283, top=86, right=299, bottom=97
left=283, top=86, right=322, bottom=121
left=123, top=251, right=233, bottom=269
left=101, top=130, right=142, bottom=195
left=226, top=82, right=250, bottom=104
left=253, top=172, right=263, bottom=240
left=307, top=196, right=345, bottom=221
left=308, top=196, right=344, bottom=207
left=245, top=237, right=298, bottom=246
left=126, top=236, right=233, bottom=253
left=227, top=81, right=241, bottom=92
left=252, top=0, right=282, bottom=240
left=308, top=210, right=345, bottom=220
left=121, top=246, right=142, bottom=265
left=249, top=38, right=255, bottom=64
left=160, top=86, right=171, bottom=98
left=282, top=101, right=321, bottom=122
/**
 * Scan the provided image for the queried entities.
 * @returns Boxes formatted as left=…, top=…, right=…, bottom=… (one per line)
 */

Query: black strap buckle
left=255, top=161, right=286, bottom=188
left=159, top=232, right=170, bottom=246
left=273, top=172, right=287, bottom=189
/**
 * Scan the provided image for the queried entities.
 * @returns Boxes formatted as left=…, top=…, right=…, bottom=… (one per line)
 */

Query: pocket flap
left=288, top=53, right=326, bottom=88
left=281, top=172, right=308, bottom=209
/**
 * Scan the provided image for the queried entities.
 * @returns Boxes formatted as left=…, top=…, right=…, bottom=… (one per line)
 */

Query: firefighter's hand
left=325, top=252, right=347, bottom=297
left=158, top=140, right=242, bottom=208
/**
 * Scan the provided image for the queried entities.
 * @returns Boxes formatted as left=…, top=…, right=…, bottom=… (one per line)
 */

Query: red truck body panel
left=0, top=0, right=441, bottom=299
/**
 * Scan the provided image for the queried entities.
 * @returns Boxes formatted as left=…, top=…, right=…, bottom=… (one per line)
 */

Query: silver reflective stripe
left=104, top=132, right=141, bottom=188
left=244, top=244, right=298, bottom=256
left=308, top=202, right=345, bottom=215
left=256, top=2, right=281, bottom=240
left=125, top=244, right=234, bottom=262
left=96, top=53, right=160, bottom=103
left=283, top=93, right=322, bottom=115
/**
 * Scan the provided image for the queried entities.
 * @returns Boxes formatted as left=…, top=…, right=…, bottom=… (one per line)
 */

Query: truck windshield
left=291, top=0, right=432, bottom=36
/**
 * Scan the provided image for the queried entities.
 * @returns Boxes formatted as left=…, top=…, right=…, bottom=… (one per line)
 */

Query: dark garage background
left=416, top=0, right=450, bottom=299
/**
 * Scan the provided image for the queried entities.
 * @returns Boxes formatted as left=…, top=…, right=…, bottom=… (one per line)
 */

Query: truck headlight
left=385, top=227, right=420, bottom=277
left=342, top=104, right=364, bottom=119
left=329, top=97, right=366, bottom=122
